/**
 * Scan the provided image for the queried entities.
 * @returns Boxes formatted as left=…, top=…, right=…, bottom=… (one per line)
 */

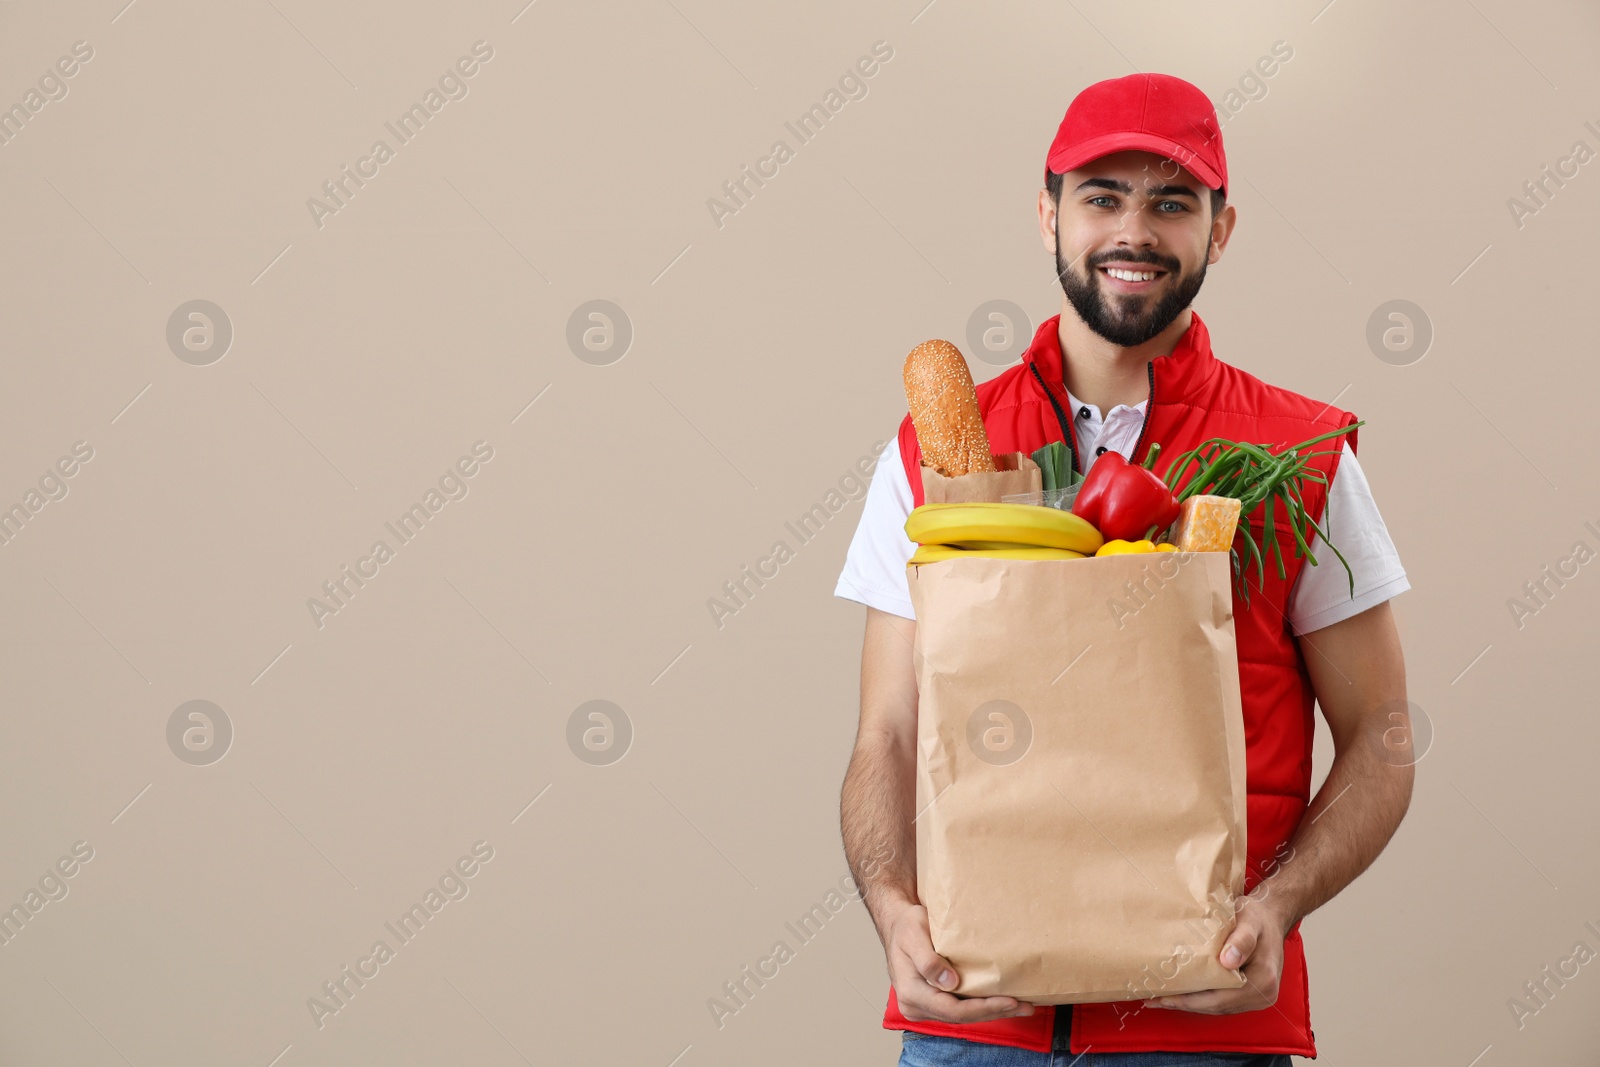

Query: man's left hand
left=1141, top=896, right=1290, bottom=1015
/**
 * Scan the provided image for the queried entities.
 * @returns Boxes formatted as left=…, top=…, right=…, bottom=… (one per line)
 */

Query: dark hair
left=1046, top=168, right=1225, bottom=223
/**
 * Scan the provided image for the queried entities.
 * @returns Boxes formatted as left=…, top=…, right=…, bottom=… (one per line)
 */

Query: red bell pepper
left=1070, top=443, right=1181, bottom=543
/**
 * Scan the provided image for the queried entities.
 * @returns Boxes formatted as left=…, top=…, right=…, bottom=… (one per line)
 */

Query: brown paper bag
left=920, top=452, right=1040, bottom=504
left=906, top=550, right=1250, bottom=1004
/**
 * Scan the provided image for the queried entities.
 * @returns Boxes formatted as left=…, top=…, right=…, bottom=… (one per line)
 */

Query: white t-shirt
left=834, top=391, right=1410, bottom=636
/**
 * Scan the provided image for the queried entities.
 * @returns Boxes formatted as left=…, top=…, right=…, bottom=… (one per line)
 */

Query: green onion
left=1163, top=422, right=1364, bottom=605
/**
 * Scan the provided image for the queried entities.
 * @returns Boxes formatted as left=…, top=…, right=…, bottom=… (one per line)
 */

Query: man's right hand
left=886, top=901, right=1037, bottom=1023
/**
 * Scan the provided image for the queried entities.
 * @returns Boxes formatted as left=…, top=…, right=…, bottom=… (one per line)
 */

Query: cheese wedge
left=1172, top=495, right=1242, bottom=553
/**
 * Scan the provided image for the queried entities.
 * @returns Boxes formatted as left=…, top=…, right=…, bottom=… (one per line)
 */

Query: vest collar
left=1023, top=309, right=1218, bottom=405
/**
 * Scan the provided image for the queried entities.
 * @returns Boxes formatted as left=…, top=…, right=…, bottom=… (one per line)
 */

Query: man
left=836, top=73, right=1414, bottom=1063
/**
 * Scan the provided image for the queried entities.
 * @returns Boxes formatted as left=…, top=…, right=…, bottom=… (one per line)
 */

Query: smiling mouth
left=1097, top=265, right=1168, bottom=291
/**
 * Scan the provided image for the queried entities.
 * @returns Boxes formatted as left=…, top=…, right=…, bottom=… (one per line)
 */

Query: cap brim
left=1047, top=130, right=1223, bottom=192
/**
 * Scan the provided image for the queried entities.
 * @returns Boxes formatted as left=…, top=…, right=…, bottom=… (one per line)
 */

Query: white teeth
left=1104, top=268, right=1159, bottom=282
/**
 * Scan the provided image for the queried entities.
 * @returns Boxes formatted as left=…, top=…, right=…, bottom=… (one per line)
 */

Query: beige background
left=0, top=0, right=1596, bottom=1063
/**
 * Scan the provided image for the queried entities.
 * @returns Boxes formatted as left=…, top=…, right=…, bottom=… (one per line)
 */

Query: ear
left=1037, top=187, right=1059, bottom=254
left=1207, top=201, right=1238, bottom=265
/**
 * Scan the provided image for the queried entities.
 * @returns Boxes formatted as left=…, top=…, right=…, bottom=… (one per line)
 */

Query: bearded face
left=1055, top=240, right=1209, bottom=348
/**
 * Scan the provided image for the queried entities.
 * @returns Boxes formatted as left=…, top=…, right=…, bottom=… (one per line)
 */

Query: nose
left=1112, top=201, right=1159, bottom=252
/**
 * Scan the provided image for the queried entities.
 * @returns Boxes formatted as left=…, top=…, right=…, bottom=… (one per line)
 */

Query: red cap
left=1045, top=73, right=1226, bottom=197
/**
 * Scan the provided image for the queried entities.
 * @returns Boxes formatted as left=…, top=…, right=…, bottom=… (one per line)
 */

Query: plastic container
left=1001, top=481, right=1086, bottom=512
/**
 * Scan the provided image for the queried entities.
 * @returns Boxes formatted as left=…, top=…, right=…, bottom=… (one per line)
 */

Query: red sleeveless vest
left=888, top=311, right=1357, bottom=1056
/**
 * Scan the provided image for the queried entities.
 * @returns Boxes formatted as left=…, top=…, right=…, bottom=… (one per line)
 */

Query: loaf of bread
left=903, top=339, right=996, bottom=477
left=1172, top=495, right=1242, bottom=552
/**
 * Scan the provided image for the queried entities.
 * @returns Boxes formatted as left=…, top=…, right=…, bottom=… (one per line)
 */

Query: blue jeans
left=896, top=1005, right=1293, bottom=1067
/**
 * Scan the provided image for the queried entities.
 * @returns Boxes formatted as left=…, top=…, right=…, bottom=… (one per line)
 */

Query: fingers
left=1145, top=988, right=1237, bottom=1014
left=936, top=994, right=1036, bottom=1023
left=897, top=985, right=1035, bottom=1024
left=1220, top=920, right=1259, bottom=970
left=1145, top=954, right=1281, bottom=1015
left=892, top=906, right=961, bottom=992
left=1145, top=980, right=1265, bottom=1015
left=890, top=948, right=1035, bottom=1021
left=887, top=905, right=1037, bottom=1024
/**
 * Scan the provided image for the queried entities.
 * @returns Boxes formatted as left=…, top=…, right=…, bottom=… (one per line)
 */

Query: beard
left=1056, top=244, right=1207, bottom=347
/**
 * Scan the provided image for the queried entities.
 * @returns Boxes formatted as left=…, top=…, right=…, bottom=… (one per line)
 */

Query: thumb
left=1221, top=922, right=1258, bottom=970
left=915, top=948, right=960, bottom=991
left=898, top=904, right=961, bottom=992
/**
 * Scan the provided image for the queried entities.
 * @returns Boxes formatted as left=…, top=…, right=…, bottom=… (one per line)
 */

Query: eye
left=1156, top=200, right=1188, bottom=213
left=1088, top=195, right=1117, bottom=208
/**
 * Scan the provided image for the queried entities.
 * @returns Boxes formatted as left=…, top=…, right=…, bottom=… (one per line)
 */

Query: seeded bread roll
left=903, top=339, right=996, bottom=477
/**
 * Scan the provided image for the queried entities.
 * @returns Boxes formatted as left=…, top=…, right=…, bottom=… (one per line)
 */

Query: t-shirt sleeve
left=834, top=432, right=918, bottom=620
left=1286, top=440, right=1410, bottom=635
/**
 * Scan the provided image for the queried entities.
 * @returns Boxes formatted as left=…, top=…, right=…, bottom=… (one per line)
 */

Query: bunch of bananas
left=904, top=502, right=1103, bottom=565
